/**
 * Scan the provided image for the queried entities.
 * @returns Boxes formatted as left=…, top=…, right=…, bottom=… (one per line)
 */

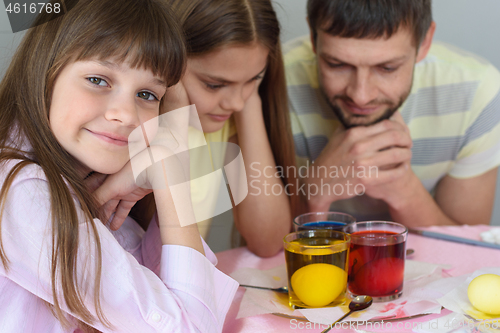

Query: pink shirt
left=0, top=161, right=238, bottom=332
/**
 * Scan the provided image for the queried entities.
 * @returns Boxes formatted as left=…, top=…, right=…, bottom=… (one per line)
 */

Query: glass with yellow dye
left=284, top=229, right=351, bottom=308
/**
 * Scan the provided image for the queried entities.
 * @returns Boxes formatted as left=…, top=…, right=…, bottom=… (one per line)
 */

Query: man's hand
left=360, top=112, right=418, bottom=208
left=307, top=112, right=414, bottom=211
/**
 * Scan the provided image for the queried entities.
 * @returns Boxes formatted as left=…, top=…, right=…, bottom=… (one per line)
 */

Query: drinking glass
left=344, top=221, right=408, bottom=302
left=283, top=229, right=350, bottom=308
left=293, top=212, right=356, bottom=232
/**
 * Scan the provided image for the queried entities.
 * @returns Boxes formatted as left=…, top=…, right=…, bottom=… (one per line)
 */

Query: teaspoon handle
left=321, top=310, right=353, bottom=333
left=239, top=284, right=288, bottom=293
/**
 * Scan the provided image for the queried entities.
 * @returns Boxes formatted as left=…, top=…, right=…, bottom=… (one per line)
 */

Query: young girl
left=165, top=0, right=303, bottom=257
left=0, top=0, right=237, bottom=332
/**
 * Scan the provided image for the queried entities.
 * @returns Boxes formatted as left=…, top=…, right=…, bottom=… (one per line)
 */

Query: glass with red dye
left=344, top=222, right=408, bottom=302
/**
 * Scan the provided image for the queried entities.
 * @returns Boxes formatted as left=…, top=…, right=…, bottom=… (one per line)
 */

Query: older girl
left=165, top=0, right=302, bottom=257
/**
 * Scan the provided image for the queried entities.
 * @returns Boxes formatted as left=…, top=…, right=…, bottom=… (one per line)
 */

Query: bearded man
left=285, top=0, right=500, bottom=226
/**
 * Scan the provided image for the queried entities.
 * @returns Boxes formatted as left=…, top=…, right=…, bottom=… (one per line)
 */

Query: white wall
left=1, top=1, right=499, bottom=226
left=0, top=6, right=25, bottom=79
left=431, top=0, right=500, bottom=226
left=432, top=0, right=500, bottom=71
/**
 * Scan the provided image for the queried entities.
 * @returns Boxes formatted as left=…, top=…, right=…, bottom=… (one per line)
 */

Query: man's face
left=314, top=28, right=419, bottom=128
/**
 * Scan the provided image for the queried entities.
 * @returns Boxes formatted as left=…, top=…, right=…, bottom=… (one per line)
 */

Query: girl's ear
left=416, top=21, right=436, bottom=63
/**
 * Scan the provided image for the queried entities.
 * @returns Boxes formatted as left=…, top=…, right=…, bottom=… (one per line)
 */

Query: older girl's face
left=49, top=59, right=166, bottom=175
left=182, top=42, right=269, bottom=133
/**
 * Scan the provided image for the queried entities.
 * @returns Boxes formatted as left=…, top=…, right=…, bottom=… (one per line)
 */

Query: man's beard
left=321, top=89, right=411, bottom=129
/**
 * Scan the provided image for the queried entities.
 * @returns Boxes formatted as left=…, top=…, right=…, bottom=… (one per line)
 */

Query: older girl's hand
left=162, top=80, right=190, bottom=112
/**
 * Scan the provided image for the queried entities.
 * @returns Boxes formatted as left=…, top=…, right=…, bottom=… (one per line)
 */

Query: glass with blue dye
left=294, top=212, right=356, bottom=232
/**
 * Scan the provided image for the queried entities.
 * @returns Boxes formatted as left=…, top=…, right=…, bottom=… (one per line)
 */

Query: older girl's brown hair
left=0, top=0, right=185, bottom=330
left=169, top=0, right=304, bottom=222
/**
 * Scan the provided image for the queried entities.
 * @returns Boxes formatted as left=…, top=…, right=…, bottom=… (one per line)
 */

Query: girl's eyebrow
left=95, top=60, right=121, bottom=70
left=204, top=65, right=268, bottom=84
left=204, top=74, right=231, bottom=84
left=151, top=78, right=167, bottom=87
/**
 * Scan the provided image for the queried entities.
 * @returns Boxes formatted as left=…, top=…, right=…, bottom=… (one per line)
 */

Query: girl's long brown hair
left=169, top=0, right=304, bottom=220
left=0, top=0, right=185, bottom=330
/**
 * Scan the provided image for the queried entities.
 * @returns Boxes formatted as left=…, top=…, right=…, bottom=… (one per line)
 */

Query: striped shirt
left=284, top=36, right=500, bottom=220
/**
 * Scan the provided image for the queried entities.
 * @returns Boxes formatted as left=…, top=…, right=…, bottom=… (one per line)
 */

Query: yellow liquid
left=285, top=237, right=349, bottom=308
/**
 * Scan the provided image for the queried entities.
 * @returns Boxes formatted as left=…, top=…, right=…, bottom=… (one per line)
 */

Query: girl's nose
left=221, top=85, right=253, bottom=113
left=222, top=93, right=245, bottom=112
left=105, top=95, right=140, bottom=127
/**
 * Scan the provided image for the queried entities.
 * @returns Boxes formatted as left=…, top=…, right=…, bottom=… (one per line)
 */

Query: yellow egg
left=291, top=263, right=347, bottom=307
left=467, top=274, right=500, bottom=315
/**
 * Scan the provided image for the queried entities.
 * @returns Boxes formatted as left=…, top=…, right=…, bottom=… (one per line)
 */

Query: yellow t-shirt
left=189, top=118, right=236, bottom=240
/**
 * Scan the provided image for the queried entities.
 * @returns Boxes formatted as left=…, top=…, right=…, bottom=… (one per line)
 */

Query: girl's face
left=182, top=42, right=269, bottom=133
left=49, top=59, right=167, bottom=175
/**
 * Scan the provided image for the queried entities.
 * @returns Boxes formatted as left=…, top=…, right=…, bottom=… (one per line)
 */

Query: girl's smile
left=85, top=129, right=129, bottom=146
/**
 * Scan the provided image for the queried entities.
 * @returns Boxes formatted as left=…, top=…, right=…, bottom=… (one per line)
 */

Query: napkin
left=480, top=228, right=500, bottom=245
left=435, top=267, right=500, bottom=321
left=230, top=260, right=448, bottom=323
left=299, top=260, right=446, bottom=325
left=230, top=265, right=299, bottom=318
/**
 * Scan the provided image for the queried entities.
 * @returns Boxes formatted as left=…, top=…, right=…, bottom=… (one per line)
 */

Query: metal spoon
left=239, top=284, right=289, bottom=293
left=320, top=295, right=373, bottom=333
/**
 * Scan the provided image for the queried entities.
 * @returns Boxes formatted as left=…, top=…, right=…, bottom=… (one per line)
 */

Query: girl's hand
left=234, top=72, right=265, bottom=122
left=233, top=79, right=263, bottom=127
left=162, top=80, right=191, bottom=113
left=92, top=144, right=183, bottom=230
left=84, top=172, right=107, bottom=193
left=93, top=162, right=152, bottom=230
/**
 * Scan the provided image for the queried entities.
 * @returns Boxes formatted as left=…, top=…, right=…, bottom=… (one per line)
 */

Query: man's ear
left=307, top=16, right=317, bottom=54
left=416, top=21, right=436, bottom=63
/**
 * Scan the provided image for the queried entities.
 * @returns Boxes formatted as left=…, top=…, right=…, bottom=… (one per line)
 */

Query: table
left=216, top=225, right=500, bottom=332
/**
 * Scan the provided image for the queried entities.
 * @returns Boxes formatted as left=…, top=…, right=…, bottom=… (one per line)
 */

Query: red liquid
left=348, top=230, right=405, bottom=297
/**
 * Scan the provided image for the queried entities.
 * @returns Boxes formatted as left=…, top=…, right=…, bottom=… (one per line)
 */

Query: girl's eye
left=253, top=74, right=264, bottom=82
left=205, top=82, right=224, bottom=90
left=137, top=91, right=158, bottom=101
left=87, top=77, right=108, bottom=86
